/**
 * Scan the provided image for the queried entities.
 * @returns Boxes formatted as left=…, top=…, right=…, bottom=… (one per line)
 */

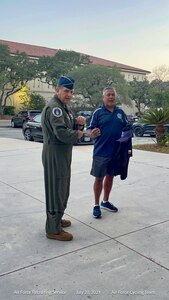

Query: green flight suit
left=41, top=95, right=78, bottom=234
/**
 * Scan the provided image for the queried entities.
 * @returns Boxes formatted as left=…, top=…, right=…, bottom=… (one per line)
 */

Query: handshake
left=75, top=116, right=86, bottom=139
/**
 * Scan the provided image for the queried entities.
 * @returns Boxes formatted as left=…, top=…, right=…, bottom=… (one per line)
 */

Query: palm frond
left=141, top=108, right=169, bottom=125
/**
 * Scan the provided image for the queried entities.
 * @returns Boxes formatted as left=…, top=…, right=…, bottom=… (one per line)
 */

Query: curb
left=0, top=120, right=11, bottom=128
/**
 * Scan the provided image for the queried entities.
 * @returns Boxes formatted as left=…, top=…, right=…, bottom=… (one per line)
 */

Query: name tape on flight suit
left=52, top=107, right=63, bottom=117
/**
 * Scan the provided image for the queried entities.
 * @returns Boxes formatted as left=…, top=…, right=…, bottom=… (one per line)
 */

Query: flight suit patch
left=52, top=107, right=62, bottom=117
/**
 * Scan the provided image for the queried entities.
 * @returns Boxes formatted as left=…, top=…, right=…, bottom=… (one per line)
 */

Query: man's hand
left=88, top=128, right=101, bottom=139
left=76, top=116, right=86, bottom=126
left=77, top=130, right=84, bottom=139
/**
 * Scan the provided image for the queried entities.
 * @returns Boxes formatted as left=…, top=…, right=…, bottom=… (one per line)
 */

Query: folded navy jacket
left=113, top=125, right=133, bottom=180
left=117, top=125, right=133, bottom=143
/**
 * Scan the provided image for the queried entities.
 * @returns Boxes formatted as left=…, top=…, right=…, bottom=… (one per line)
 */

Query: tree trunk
left=155, top=125, right=165, bottom=145
left=0, top=98, right=4, bottom=115
left=135, top=100, right=141, bottom=116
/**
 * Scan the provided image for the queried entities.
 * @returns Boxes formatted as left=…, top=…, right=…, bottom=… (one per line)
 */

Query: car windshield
left=76, top=111, right=92, bottom=117
left=33, top=114, right=41, bottom=123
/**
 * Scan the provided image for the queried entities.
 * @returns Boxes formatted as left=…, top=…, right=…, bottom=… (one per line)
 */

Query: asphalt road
left=0, top=126, right=156, bottom=145
left=0, top=127, right=24, bottom=140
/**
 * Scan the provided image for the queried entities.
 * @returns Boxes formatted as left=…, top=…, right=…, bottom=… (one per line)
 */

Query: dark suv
left=132, top=121, right=169, bottom=137
left=11, top=110, right=41, bottom=128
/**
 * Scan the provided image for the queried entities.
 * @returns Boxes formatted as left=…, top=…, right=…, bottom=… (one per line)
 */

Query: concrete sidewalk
left=0, top=119, right=11, bottom=127
left=0, top=138, right=169, bottom=299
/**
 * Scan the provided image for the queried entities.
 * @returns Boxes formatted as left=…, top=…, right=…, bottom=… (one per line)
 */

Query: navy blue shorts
left=90, top=156, right=115, bottom=178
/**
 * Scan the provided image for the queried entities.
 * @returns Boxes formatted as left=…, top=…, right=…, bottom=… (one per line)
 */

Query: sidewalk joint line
left=0, top=181, right=44, bottom=204
left=113, top=239, right=169, bottom=272
left=65, top=213, right=169, bottom=241
left=112, top=219, right=169, bottom=239
left=64, top=214, right=169, bottom=272
left=0, top=238, right=111, bottom=278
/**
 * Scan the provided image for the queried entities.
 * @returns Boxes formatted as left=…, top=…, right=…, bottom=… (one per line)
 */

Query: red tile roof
left=89, top=55, right=150, bottom=73
left=0, top=39, right=150, bottom=74
left=0, top=39, right=58, bottom=57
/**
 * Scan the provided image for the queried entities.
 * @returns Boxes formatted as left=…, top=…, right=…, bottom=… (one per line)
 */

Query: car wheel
left=24, top=129, right=33, bottom=141
left=11, top=120, right=16, bottom=128
left=134, top=127, right=144, bottom=137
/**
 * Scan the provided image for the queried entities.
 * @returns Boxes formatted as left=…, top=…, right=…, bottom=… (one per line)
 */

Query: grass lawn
left=133, top=143, right=169, bottom=154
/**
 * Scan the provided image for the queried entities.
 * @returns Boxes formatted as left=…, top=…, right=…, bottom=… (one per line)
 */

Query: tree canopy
left=0, top=44, right=38, bottom=114
left=20, top=89, right=46, bottom=111
left=0, top=46, right=89, bottom=114
left=38, top=50, right=90, bottom=86
left=149, top=65, right=169, bottom=82
left=69, top=64, right=131, bottom=109
left=129, top=78, right=151, bottom=116
left=1, top=42, right=168, bottom=115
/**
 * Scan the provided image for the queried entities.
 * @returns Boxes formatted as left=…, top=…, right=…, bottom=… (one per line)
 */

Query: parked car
left=127, top=115, right=139, bottom=124
left=132, top=121, right=169, bottom=137
left=11, top=110, right=41, bottom=128
left=75, top=110, right=93, bottom=126
left=22, top=114, right=93, bottom=144
left=22, top=114, right=43, bottom=142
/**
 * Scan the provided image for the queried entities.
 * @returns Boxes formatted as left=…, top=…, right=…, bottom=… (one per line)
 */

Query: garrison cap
left=58, top=76, right=75, bottom=90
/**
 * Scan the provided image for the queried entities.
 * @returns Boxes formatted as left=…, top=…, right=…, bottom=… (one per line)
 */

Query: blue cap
left=58, top=76, right=75, bottom=90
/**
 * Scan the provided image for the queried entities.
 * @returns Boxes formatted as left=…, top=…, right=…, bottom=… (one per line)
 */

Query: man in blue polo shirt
left=87, top=87, right=128, bottom=218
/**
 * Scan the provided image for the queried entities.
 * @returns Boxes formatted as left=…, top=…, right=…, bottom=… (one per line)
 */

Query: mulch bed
left=133, top=144, right=169, bottom=154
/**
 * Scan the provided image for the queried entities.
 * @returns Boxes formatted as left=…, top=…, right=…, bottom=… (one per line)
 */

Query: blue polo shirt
left=88, top=105, right=127, bottom=157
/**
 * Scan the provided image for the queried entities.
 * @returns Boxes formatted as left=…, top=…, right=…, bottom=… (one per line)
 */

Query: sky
left=0, top=0, right=169, bottom=72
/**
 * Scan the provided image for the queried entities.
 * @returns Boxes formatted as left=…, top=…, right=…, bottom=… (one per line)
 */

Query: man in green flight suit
left=41, top=76, right=85, bottom=241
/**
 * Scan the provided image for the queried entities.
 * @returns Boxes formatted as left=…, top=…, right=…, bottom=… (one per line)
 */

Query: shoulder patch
left=117, top=113, right=122, bottom=120
left=52, top=107, right=62, bottom=117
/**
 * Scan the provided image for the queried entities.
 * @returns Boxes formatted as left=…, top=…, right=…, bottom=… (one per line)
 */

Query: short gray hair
left=102, top=87, right=117, bottom=96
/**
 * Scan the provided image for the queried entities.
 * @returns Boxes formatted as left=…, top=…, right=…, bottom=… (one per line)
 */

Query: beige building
left=0, top=39, right=150, bottom=113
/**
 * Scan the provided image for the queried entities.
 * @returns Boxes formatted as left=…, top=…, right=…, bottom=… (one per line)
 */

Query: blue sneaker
left=101, top=201, right=118, bottom=212
left=93, top=206, right=102, bottom=218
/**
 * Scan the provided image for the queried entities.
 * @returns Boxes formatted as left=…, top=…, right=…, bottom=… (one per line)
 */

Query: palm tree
left=141, top=108, right=169, bottom=145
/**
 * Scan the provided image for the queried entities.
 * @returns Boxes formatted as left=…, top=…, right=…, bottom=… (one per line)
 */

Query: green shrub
left=3, top=106, right=15, bottom=115
left=159, top=133, right=169, bottom=146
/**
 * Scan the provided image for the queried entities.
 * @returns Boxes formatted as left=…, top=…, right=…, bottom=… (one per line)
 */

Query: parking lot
left=0, top=121, right=156, bottom=145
